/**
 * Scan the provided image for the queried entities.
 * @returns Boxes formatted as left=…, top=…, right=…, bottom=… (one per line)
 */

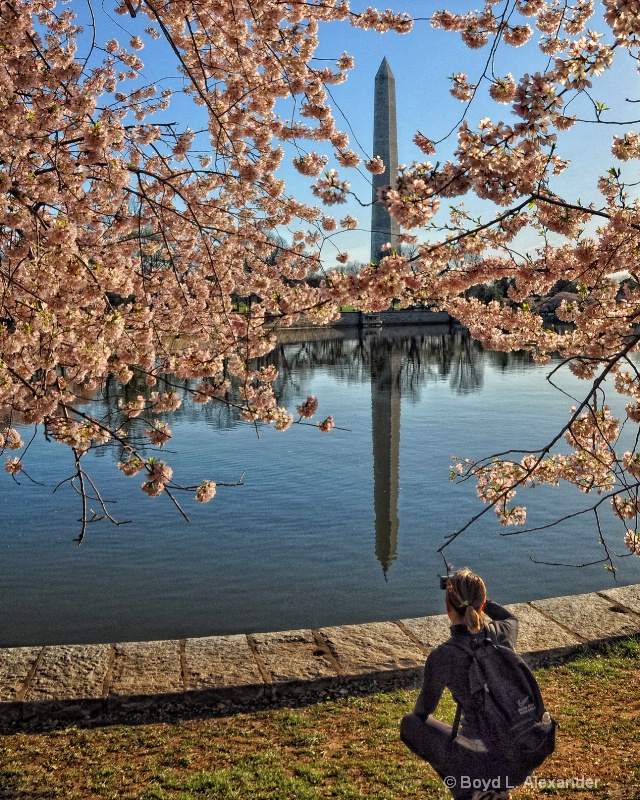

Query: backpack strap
left=443, top=636, right=489, bottom=740
left=484, top=623, right=499, bottom=647
left=451, top=701, right=462, bottom=740
left=442, top=635, right=491, bottom=694
left=443, top=630, right=492, bottom=658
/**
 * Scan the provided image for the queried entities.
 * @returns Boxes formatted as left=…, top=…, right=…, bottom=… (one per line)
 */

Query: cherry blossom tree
left=2, top=0, right=640, bottom=562
left=2, top=0, right=394, bottom=537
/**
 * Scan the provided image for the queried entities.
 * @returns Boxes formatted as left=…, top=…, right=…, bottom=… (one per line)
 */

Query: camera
left=438, top=564, right=454, bottom=590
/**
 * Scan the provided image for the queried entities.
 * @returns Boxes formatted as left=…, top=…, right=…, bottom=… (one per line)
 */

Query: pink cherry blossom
left=624, top=530, right=640, bottom=556
left=413, top=133, right=436, bottom=155
left=118, top=456, right=145, bottom=477
left=195, top=480, right=217, bottom=503
left=296, top=396, right=319, bottom=418
left=145, top=423, right=172, bottom=447
left=365, top=156, right=386, bottom=174
left=6, top=429, right=24, bottom=450
left=5, top=457, right=23, bottom=475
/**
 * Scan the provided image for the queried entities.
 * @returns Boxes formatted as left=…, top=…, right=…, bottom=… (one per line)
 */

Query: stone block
left=530, top=592, right=640, bottom=644
left=22, top=644, right=110, bottom=721
left=250, top=629, right=339, bottom=695
left=318, top=621, right=425, bottom=679
left=184, top=635, right=264, bottom=704
left=25, top=644, right=110, bottom=701
left=0, top=646, right=41, bottom=702
left=108, top=640, right=183, bottom=712
left=599, top=584, right=640, bottom=617
left=400, top=613, right=450, bottom=650
left=504, top=603, right=582, bottom=665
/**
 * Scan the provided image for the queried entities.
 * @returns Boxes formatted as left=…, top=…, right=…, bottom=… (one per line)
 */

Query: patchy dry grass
left=0, top=638, right=639, bottom=799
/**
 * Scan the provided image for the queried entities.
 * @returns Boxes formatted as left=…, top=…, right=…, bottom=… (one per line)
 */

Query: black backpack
left=446, top=626, right=556, bottom=769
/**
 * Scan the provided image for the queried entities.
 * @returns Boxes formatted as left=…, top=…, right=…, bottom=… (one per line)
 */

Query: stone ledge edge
left=1, top=584, right=639, bottom=727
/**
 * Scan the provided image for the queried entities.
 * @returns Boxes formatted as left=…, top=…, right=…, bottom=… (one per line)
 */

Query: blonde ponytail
left=446, top=568, right=487, bottom=634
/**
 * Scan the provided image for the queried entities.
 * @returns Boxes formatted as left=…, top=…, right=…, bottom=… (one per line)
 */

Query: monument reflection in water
left=371, top=328, right=488, bottom=572
left=368, top=328, right=479, bottom=574
left=3, top=324, right=640, bottom=647
left=269, top=323, right=499, bottom=576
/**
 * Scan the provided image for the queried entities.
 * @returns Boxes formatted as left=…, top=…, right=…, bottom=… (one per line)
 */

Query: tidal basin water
left=3, top=324, right=640, bottom=647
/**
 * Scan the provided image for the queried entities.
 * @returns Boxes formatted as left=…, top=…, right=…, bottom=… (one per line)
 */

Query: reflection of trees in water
left=484, top=348, right=534, bottom=373
left=449, top=335, right=484, bottom=395
left=100, top=373, right=240, bottom=431
left=71, top=372, right=242, bottom=465
left=5, top=329, right=536, bottom=440
left=41, top=329, right=536, bottom=457
left=265, top=326, right=534, bottom=403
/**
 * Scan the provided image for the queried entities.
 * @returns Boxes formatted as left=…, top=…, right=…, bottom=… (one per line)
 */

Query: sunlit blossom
left=296, top=396, right=319, bottom=418
left=318, top=416, right=334, bottom=432
left=195, top=480, right=217, bottom=503
left=5, top=457, right=23, bottom=475
left=624, top=530, right=640, bottom=556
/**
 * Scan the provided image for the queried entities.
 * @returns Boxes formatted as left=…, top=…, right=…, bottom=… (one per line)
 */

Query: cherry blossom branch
left=441, top=335, right=640, bottom=553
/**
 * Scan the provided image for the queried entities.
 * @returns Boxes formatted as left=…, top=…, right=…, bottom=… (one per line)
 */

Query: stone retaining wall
left=1, top=585, right=639, bottom=728
left=330, top=310, right=453, bottom=327
left=282, top=309, right=454, bottom=330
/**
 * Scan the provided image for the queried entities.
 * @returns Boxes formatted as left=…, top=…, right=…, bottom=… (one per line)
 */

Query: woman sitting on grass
left=400, top=567, right=554, bottom=800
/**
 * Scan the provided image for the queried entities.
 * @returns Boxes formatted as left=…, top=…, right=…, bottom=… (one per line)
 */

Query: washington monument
left=370, top=58, right=399, bottom=265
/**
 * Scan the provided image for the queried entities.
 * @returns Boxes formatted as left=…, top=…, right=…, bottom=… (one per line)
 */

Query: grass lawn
left=0, top=638, right=639, bottom=799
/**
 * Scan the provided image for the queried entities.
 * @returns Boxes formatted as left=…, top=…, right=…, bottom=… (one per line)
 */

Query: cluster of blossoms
left=5, top=457, right=23, bottom=476
left=340, top=215, right=358, bottom=230
left=145, top=422, right=172, bottom=447
left=118, top=455, right=145, bottom=477
left=502, top=24, right=533, bottom=46
left=625, top=531, right=640, bottom=556
left=336, top=149, right=361, bottom=168
left=293, top=152, right=329, bottom=177
left=413, top=133, right=436, bottom=155
left=296, top=395, right=319, bottom=418
left=192, top=377, right=231, bottom=404
left=47, top=418, right=111, bottom=452
left=611, top=132, right=640, bottom=161
left=611, top=496, right=640, bottom=521
left=365, top=156, right=386, bottom=174
left=603, top=0, right=640, bottom=49
left=120, top=398, right=147, bottom=419
left=149, top=391, right=182, bottom=413
left=273, top=408, right=294, bottom=432
left=489, top=74, right=517, bottom=103
left=553, top=33, right=613, bottom=90
left=195, top=480, right=217, bottom=503
left=321, top=215, right=338, bottom=231
left=0, top=429, right=23, bottom=451
left=473, top=459, right=529, bottom=526
left=141, top=460, right=173, bottom=497
left=449, top=72, right=476, bottom=102
left=311, top=169, right=350, bottom=205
